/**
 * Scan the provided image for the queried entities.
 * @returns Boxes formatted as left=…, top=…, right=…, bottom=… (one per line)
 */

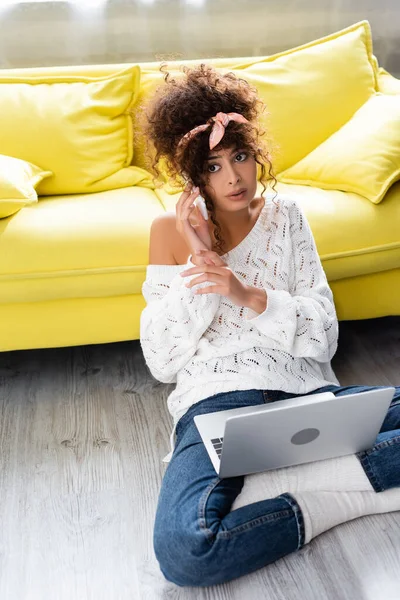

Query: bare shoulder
left=149, top=212, right=190, bottom=265
left=149, top=213, right=177, bottom=265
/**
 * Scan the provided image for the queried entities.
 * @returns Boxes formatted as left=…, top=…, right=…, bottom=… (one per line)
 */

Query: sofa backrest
left=0, top=20, right=391, bottom=195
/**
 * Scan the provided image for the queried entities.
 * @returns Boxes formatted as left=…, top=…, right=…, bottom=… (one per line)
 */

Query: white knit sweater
left=140, top=193, right=340, bottom=449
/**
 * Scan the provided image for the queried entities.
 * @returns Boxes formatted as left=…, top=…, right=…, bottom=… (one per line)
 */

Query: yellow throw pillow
left=278, top=94, right=400, bottom=204
left=0, top=154, right=52, bottom=218
left=0, top=65, right=153, bottom=195
left=377, top=67, right=400, bottom=95
left=228, top=20, right=377, bottom=174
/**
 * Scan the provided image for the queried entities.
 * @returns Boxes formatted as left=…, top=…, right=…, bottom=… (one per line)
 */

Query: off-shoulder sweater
left=140, top=194, right=340, bottom=458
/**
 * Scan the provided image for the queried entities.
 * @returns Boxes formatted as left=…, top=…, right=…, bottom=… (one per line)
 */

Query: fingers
left=181, top=261, right=227, bottom=277
left=198, top=250, right=218, bottom=265
left=184, top=272, right=226, bottom=288
left=179, top=185, right=199, bottom=205
left=195, top=249, right=227, bottom=266
left=175, top=186, right=213, bottom=253
left=182, top=181, right=194, bottom=196
left=179, top=187, right=200, bottom=221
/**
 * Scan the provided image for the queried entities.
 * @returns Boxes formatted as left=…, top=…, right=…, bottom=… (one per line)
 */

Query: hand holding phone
left=176, top=185, right=213, bottom=261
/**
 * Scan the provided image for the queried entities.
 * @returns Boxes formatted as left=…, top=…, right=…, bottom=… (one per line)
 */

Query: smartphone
left=194, top=195, right=208, bottom=221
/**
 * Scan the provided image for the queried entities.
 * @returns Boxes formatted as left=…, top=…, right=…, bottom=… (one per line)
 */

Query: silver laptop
left=194, top=388, right=395, bottom=478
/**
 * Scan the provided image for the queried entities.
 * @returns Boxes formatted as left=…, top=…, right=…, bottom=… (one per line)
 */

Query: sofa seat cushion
left=0, top=187, right=164, bottom=304
left=155, top=181, right=400, bottom=282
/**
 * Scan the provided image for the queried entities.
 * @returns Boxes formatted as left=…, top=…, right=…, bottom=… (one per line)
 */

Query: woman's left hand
left=180, top=249, right=250, bottom=307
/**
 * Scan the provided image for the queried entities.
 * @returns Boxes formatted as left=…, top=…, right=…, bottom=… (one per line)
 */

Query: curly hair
left=142, top=63, right=277, bottom=255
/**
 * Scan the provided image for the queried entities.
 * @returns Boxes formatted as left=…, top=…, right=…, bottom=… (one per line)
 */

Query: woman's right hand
left=176, top=185, right=213, bottom=264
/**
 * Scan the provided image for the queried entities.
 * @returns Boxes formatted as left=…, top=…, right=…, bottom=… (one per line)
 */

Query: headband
left=177, top=111, right=249, bottom=151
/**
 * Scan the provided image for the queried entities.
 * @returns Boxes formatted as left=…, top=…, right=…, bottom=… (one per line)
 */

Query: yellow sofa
left=0, top=20, right=399, bottom=352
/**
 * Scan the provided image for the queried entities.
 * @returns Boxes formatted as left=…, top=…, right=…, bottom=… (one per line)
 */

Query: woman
left=139, top=64, right=400, bottom=587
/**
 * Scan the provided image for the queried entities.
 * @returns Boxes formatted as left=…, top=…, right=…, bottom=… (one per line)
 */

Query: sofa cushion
left=0, top=187, right=164, bottom=304
left=278, top=93, right=400, bottom=204
left=0, top=66, right=153, bottom=195
left=377, top=68, right=400, bottom=95
left=154, top=180, right=400, bottom=282
left=133, top=20, right=377, bottom=179
left=0, top=154, right=52, bottom=218
left=229, top=21, right=377, bottom=174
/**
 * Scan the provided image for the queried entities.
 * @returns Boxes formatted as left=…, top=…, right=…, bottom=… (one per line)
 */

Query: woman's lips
left=228, top=189, right=247, bottom=200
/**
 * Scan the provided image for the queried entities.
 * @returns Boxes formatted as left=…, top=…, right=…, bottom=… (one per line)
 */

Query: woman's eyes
left=207, top=152, right=248, bottom=173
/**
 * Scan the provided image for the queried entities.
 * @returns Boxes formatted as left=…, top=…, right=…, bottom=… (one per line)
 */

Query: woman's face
left=202, top=146, right=258, bottom=211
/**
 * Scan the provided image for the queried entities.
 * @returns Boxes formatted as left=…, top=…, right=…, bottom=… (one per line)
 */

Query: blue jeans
left=153, top=384, right=400, bottom=587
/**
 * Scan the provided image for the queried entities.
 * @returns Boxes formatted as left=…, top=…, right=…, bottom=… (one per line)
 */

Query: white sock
left=230, top=455, right=400, bottom=546
left=295, top=489, right=400, bottom=543
left=231, top=453, right=373, bottom=509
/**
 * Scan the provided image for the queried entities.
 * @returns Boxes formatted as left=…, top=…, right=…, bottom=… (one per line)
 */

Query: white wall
left=0, top=0, right=399, bottom=76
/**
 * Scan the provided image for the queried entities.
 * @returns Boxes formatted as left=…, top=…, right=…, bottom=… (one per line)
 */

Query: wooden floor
left=0, top=317, right=399, bottom=599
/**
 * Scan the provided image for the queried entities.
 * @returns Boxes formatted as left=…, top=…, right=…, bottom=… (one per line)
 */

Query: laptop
left=194, top=388, right=395, bottom=478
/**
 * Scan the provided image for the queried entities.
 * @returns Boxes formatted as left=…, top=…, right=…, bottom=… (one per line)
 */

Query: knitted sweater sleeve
left=140, top=257, right=221, bottom=384
left=246, top=200, right=339, bottom=362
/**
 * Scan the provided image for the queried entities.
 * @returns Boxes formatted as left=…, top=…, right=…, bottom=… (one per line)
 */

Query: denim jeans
left=153, top=384, right=400, bottom=587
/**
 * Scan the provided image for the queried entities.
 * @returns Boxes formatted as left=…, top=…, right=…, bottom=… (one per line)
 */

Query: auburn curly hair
left=142, top=63, right=277, bottom=255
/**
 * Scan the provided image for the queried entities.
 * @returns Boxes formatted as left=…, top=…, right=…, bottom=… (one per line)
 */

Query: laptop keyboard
left=211, top=437, right=224, bottom=458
